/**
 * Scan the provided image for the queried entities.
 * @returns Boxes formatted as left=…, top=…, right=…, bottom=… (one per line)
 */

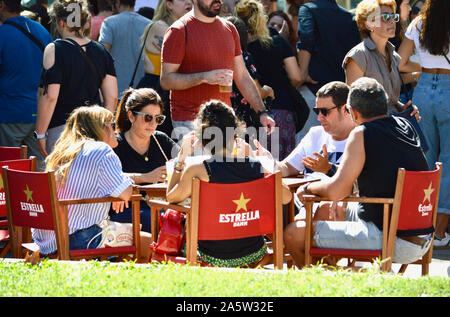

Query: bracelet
left=174, top=159, right=185, bottom=172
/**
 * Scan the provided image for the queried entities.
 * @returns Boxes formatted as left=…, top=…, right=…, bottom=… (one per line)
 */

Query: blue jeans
left=171, top=120, right=194, bottom=144
left=412, top=73, right=450, bottom=215
left=69, top=224, right=102, bottom=250
left=109, top=201, right=151, bottom=233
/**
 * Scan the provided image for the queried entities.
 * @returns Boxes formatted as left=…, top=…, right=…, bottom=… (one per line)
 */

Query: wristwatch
left=257, top=109, right=271, bottom=117
left=326, top=164, right=337, bottom=177
left=33, top=131, right=48, bottom=140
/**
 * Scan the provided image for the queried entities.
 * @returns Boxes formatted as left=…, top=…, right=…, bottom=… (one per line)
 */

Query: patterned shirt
left=32, top=141, right=132, bottom=254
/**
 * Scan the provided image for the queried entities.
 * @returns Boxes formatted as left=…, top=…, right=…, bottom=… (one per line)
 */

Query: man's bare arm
left=303, top=127, right=366, bottom=201
left=160, top=62, right=233, bottom=91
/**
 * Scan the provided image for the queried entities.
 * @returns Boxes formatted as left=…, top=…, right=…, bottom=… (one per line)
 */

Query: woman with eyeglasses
left=112, top=87, right=180, bottom=232
left=343, top=0, right=420, bottom=118
left=398, top=0, right=450, bottom=248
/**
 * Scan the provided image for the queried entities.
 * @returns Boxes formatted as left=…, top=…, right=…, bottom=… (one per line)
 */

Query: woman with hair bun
left=112, top=87, right=179, bottom=232
left=166, top=99, right=291, bottom=267
left=35, top=0, right=118, bottom=158
left=235, top=0, right=302, bottom=160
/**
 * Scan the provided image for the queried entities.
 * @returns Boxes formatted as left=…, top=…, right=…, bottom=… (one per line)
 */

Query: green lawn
left=0, top=259, right=449, bottom=297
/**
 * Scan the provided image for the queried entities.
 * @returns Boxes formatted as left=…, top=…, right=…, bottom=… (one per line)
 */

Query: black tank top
left=198, top=156, right=265, bottom=259
left=357, top=116, right=429, bottom=231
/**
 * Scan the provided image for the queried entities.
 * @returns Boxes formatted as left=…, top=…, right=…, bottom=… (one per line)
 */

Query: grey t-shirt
left=99, top=11, right=150, bottom=97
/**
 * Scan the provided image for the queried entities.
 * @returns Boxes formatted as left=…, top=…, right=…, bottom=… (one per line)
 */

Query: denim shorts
left=69, top=224, right=103, bottom=250
left=314, top=203, right=432, bottom=264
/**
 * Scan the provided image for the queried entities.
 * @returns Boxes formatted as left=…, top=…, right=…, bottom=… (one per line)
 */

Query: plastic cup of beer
left=219, top=70, right=233, bottom=93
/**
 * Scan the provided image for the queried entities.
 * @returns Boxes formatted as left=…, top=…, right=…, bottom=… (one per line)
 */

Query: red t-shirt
left=162, top=13, right=242, bottom=121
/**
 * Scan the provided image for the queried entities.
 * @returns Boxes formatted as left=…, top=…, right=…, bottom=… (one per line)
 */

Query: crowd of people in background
left=0, top=0, right=449, bottom=266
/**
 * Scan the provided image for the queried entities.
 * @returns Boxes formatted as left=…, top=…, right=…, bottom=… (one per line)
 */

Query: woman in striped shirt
left=32, top=106, right=152, bottom=261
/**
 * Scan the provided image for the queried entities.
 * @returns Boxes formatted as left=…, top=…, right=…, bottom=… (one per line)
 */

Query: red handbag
left=150, top=209, right=186, bottom=255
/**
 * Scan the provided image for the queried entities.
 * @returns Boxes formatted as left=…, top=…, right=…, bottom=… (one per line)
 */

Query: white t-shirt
left=405, top=19, right=450, bottom=70
left=284, top=126, right=348, bottom=173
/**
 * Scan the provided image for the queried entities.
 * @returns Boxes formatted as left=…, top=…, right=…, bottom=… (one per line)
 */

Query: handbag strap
left=151, top=133, right=169, bottom=162
left=63, top=38, right=101, bottom=86
left=129, top=23, right=153, bottom=88
left=444, top=54, right=450, bottom=65
left=3, top=20, right=45, bottom=51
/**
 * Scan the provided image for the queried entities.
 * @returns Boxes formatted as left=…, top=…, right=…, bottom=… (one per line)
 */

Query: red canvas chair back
left=0, top=146, right=27, bottom=161
left=3, top=168, right=56, bottom=231
left=0, top=159, right=36, bottom=218
left=395, top=166, right=442, bottom=236
left=197, top=174, right=277, bottom=240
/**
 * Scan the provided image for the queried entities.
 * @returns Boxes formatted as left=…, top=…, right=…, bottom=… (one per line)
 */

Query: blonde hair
left=235, top=0, right=272, bottom=48
left=49, top=0, right=91, bottom=38
left=141, top=0, right=175, bottom=45
left=355, top=0, right=397, bottom=38
left=45, top=106, right=114, bottom=183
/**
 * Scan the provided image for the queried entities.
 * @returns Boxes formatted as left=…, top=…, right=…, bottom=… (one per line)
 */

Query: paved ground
left=395, top=247, right=450, bottom=278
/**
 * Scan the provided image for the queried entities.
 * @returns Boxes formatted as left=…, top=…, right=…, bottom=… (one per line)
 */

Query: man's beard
left=197, top=0, right=222, bottom=17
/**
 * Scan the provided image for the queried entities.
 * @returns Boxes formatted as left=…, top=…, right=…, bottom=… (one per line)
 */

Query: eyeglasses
left=133, top=111, right=166, bottom=125
left=312, top=105, right=340, bottom=116
left=380, top=13, right=400, bottom=23
left=109, top=121, right=116, bottom=130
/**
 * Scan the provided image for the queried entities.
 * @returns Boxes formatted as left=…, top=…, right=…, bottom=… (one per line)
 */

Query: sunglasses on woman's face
left=312, top=105, right=340, bottom=117
left=380, top=13, right=400, bottom=23
left=133, top=111, right=166, bottom=125
left=109, top=121, right=116, bottom=130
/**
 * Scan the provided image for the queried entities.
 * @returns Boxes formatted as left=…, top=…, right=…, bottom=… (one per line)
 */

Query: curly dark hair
left=417, top=0, right=450, bottom=55
left=194, top=100, right=243, bottom=154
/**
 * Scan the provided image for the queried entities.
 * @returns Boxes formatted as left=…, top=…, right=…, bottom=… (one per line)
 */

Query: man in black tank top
left=284, top=77, right=430, bottom=269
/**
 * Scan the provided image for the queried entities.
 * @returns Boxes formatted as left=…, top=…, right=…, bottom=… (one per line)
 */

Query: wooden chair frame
left=147, top=172, right=285, bottom=269
left=0, top=157, right=37, bottom=258
left=3, top=167, right=143, bottom=262
left=303, top=163, right=442, bottom=275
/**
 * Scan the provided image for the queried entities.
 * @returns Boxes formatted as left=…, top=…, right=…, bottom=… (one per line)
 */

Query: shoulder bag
left=395, top=67, right=429, bottom=152
left=3, top=20, right=45, bottom=51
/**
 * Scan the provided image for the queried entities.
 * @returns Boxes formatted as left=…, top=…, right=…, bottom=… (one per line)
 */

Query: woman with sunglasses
left=37, top=105, right=152, bottom=261
left=112, top=87, right=180, bottom=232
left=343, top=0, right=420, bottom=118
left=398, top=0, right=450, bottom=248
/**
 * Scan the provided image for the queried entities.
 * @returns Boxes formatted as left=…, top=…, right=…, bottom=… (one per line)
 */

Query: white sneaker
left=433, top=232, right=450, bottom=249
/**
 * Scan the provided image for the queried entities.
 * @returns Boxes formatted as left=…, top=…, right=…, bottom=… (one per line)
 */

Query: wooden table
left=135, top=175, right=320, bottom=225
left=282, top=175, right=320, bottom=224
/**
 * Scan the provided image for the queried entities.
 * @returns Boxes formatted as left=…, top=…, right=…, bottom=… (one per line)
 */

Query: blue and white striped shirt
left=32, top=141, right=133, bottom=254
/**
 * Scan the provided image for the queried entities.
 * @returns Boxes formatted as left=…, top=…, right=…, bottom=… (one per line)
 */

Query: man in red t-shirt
left=160, top=0, right=275, bottom=141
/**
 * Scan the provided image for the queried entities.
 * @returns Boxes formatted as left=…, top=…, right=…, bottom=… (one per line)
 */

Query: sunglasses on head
left=313, top=105, right=340, bottom=116
left=380, top=13, right=400, bottom=23
left=133, top=111, right=166, bottom=125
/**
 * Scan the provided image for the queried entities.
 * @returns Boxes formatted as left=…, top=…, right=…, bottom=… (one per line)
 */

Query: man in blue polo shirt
left=0, top=0, right=52, bottom=167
